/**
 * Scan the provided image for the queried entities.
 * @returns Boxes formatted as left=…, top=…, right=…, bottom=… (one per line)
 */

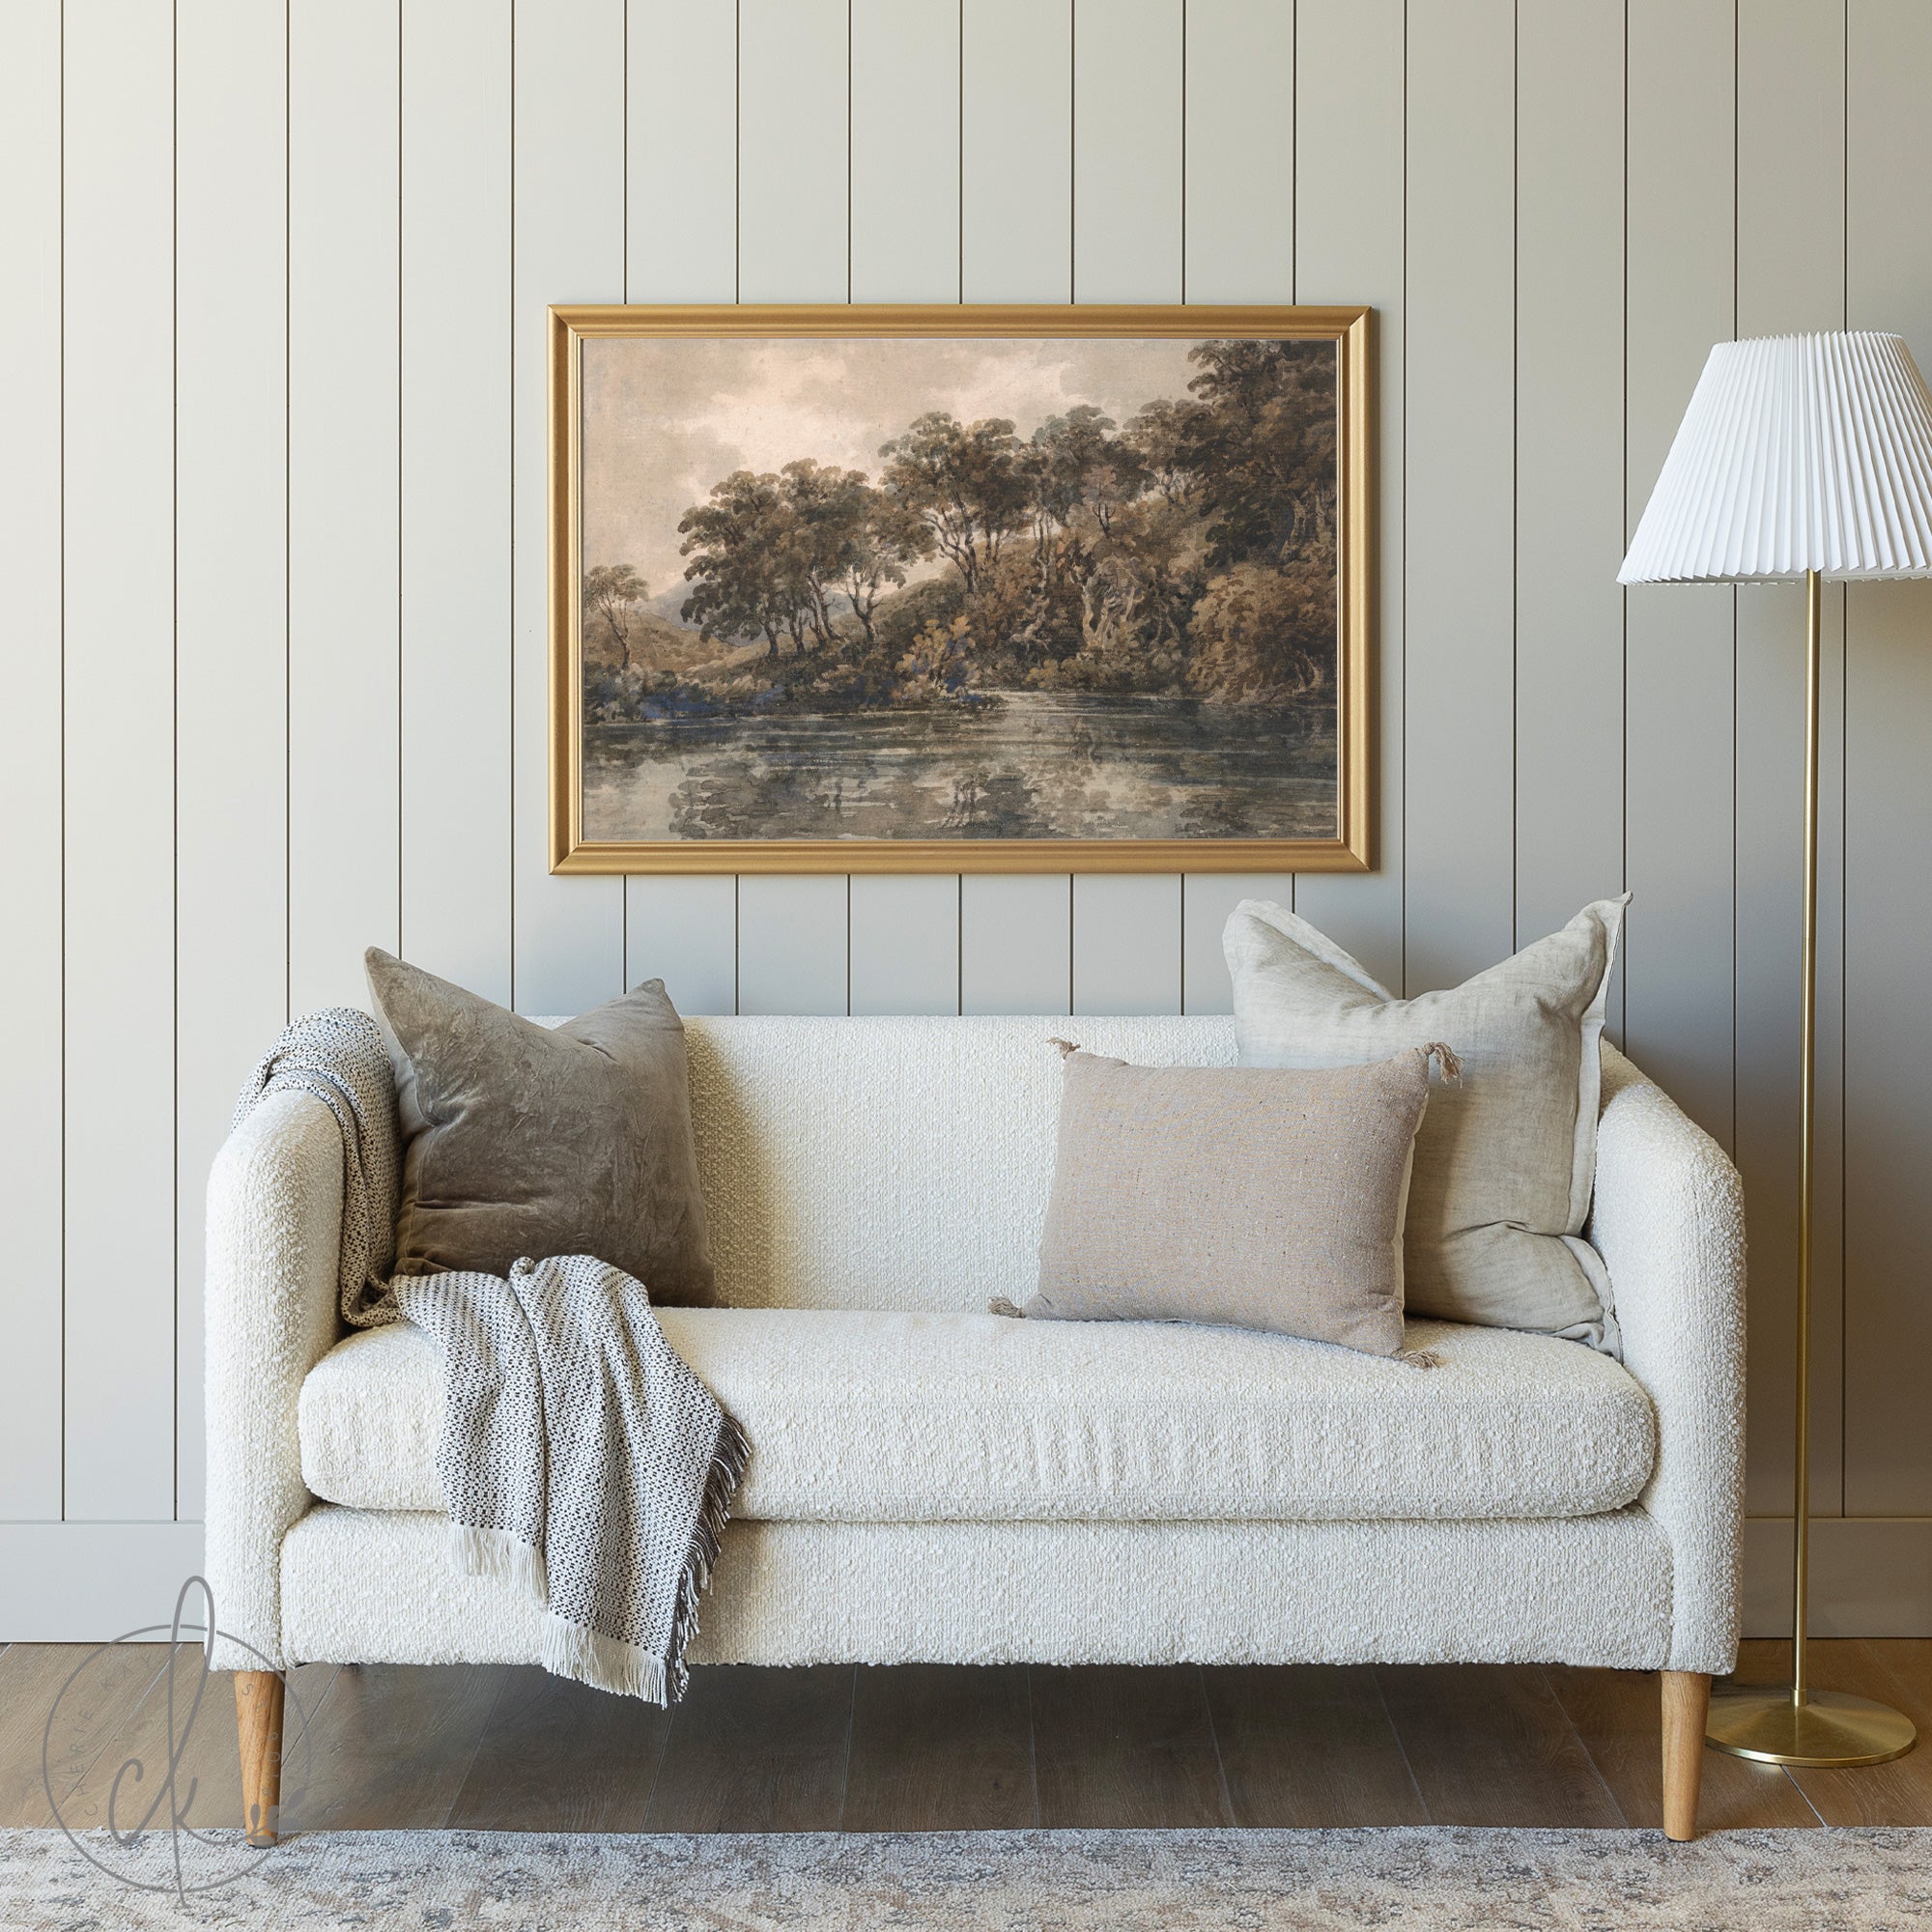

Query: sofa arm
left=204, top=1090, right=345, bottom=1670
left=1590, top=1043, right=1747, bottom=1675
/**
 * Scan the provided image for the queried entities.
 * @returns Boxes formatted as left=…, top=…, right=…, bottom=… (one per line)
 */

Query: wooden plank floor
left=0, top=1641, right=1925, bottom=1834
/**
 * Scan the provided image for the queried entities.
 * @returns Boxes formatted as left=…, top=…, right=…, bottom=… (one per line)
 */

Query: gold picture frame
left=550, top=303, right=1374, bottom=874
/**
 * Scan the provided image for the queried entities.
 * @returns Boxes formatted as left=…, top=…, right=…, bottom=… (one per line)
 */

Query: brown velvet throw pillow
left=1012, top=1045, right=1451, bottom=1356
left=364, top=949, right=715, bottom=1303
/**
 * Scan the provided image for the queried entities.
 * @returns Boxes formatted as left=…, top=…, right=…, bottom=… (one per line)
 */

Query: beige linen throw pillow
left=1011, top=1045, right=1451, bottom=1357
left=1224, top=897, right=1627, bottom=1349
left=365, top=950, right=715, bottom=1304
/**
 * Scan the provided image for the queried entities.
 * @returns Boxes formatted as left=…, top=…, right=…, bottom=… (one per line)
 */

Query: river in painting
left=582, top=689, right=1336, bottom=843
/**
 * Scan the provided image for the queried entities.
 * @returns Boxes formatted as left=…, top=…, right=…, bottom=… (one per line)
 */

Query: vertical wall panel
left=738, top=0, right=849, bottom=303
left=850, top=876, right=960, bottom=1014
left=1515, top=0, right=1625, bottom=958
left=627, top=0, right=737, bottom=301
left=1073, top=875, right=1182, bottom=1014
left=625, top=0, right=740, bottom=1003
left=1845, top=0, right=1932, bottom=1517
left=1183, top=0, right=1293, bottom=303
left=1845, top=592, right=1932, bottom=1510
left=738, top=876, right=850, bottom=1014
left=961, top=875, right=1070, bottom=1013
left=852, top=0, right=960, bottom=302
left=1624, top=0, right=1736, bottom=1150
left=1181, top=873, right=1295, bottom=1015
left=289, top=0, right=400, bottom=1017
left=402, top=0, right=512, bottom=1007
left=62, top=0, right=176, bottom=1520
left=1071, top=0, right=1182, bottom=304
left=175, top=0, right=288, bottom=1520
left=1733, top=0, right=1848, bottom=1517
left=1291, top=0, right=1406, bottom=995
left=1401, top=0, right=1515, bottom=994
left=628, top=875, right=737, bottom=1013
left=958, top=0, right=1074, bottom=1009
left=512, top=0, right=627, bottom=1015
left=962, top=0, right=1071, bottom=302
left=0, top=1, right=65, bottom=1519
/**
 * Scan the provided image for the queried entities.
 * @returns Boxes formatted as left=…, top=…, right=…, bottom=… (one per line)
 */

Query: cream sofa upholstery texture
left=205, top=1014, right=1746, bottom=1691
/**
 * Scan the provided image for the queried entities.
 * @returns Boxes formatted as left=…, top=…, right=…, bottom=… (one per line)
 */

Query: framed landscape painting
left=549, top=303, right=1373, bottom=873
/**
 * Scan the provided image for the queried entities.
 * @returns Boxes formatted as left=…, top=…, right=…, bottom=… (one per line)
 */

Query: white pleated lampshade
left=1619, top=331, right=1932, bottom=583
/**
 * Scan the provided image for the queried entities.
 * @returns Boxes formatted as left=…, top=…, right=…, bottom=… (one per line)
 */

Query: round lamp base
left=1706, top=1686, right=1917, bottom=1768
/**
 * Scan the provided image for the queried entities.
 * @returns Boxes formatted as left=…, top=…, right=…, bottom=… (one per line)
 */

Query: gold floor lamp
left=1621, top=330, right=1932, bottom=1768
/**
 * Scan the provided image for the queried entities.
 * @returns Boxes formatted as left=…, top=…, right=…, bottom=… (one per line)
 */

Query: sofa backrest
left=679, top=1013, right=1236, bottom=1311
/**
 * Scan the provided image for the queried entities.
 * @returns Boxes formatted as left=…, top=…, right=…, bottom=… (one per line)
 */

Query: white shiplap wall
left=5, top=0, right=1932, bottom=1636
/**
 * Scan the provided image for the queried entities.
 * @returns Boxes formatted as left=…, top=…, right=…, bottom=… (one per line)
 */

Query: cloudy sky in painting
left=580, top=334, right=1203, bottom=600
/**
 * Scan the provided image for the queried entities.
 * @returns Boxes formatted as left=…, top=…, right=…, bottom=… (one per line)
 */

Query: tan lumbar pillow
left=1010, top=1044, right=1453, bottom=1357
left=1224, top=897, right=1627, bottom=1350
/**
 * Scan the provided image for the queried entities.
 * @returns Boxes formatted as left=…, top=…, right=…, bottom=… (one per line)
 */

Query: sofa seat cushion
left=298, top=1309, right=1655, bottom=1524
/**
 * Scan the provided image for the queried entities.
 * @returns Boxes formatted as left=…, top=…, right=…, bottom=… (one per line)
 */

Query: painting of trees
left=567, top=317, right=1366, bottom=854
left=675, top=462, right=932, bottom=659
left=626, top=337, right=1338, bottom=716
left=676, top=470, right=786, bottom=654
left=582, top=563, right=649, bottom=670
left=879, top=412, right=1030, bottom=591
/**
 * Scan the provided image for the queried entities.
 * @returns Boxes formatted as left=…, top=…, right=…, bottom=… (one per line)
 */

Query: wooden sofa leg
left=1662, top=1670, right=1711, bottom=1841
left=235, top=1670, right=285, bottom=1846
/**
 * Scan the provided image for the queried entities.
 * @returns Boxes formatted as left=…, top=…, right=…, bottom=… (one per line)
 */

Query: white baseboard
left=0, top=1522, right=207, bottom=1641
left=3, top=1519, right=1926, bottom=1642
left=1743, top=1517, right=1932, bottom=1637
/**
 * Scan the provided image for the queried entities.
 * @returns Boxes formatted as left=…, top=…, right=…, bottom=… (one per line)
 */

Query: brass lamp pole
left=1620, top=331, right=1932, bottom=1770
left=1703, top=565, right=1912, bottom=1766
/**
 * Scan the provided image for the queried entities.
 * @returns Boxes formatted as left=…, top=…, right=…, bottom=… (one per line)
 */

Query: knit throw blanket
left=233, top=1009, right=749, bottom=1704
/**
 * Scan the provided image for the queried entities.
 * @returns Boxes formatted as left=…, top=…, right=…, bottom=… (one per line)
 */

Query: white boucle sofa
left=205, top=1014, right=1745, bottom=1841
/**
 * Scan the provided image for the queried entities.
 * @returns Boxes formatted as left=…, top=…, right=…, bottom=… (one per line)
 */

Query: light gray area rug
left=3, top=1826, right=1930, bottom=1930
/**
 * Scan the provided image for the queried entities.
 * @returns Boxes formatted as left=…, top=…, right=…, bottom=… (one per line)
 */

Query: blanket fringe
left=449, top=1521, right=548, bottom=1599
left=661, top=1408, right=753, bottom=1704
left=541, top=1616, right=669, bottom=1704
